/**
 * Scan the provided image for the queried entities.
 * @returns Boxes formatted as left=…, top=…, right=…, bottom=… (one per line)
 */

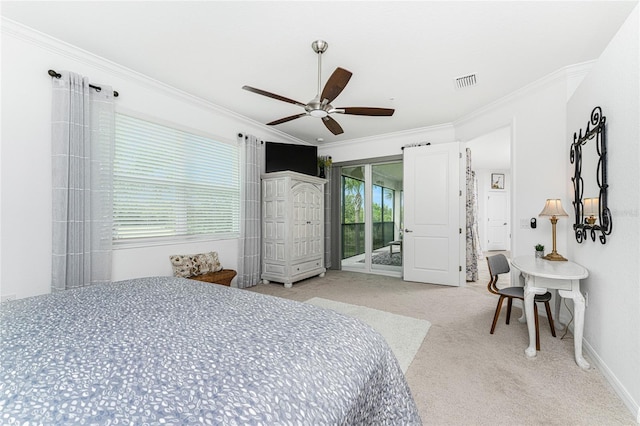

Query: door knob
left=404, top=229, right=413, bottom=233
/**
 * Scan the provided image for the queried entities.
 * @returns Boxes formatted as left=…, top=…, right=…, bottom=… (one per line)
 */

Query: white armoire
left=261, top=171, right=326, bottom=288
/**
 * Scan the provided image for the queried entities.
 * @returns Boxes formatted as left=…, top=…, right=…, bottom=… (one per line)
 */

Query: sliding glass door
left=340, top=161, right=403, bottom=276
left=341, top=166, right=366, bottom=270
left=371, top=163, right=403, bottom=274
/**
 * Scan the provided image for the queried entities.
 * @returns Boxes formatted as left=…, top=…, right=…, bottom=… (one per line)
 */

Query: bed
left=0, top=276, right=421, bottom=424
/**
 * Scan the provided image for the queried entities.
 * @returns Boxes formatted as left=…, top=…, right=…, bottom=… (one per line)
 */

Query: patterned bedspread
left=0, top=276, right=421, bottom=425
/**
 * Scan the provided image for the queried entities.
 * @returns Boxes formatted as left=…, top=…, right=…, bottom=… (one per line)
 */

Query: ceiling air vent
left=454, top=73, right=477, bottom=89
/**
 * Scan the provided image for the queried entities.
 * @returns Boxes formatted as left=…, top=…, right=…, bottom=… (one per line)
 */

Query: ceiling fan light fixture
left=309, top=109, right=328, bottom=118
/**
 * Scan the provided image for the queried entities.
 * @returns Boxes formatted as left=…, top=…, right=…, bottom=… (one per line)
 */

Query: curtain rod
left=401, top=142, right=430, bottom=151
left=48, top=70, right=119, bottom=97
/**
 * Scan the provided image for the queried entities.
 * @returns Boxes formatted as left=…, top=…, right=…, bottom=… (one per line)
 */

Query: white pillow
left=169, top=251, right=223, bottom=278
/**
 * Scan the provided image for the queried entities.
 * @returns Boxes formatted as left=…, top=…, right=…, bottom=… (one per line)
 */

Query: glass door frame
left=336, top=155, right=403, bottom=277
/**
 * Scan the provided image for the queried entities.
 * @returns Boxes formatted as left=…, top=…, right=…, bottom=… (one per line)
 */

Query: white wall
left=454, top=66, right=579, bottom=331
left=0, top=20, right=304, bottom=299
left=454, top=72, right=574, bottom=261
left=566, top=5, right=640, bottom=419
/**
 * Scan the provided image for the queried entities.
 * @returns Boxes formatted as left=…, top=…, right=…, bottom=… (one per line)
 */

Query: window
left=113, top=114, right=240, bottom=242
left=372, top=184, right=395, bottom=250
left=341, top=171, right=365, bottom=259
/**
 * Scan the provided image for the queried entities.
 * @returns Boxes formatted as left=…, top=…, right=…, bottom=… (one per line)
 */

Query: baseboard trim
left=582, top=339, right=640, bottom=423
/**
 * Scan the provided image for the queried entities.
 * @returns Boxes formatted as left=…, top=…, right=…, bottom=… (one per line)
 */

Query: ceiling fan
left=242, top=40, right=395, bottom=136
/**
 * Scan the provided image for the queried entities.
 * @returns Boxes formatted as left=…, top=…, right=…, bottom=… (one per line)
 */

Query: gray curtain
left=465, top=148, right=482, bottom=281
left=51, top=71, right=115, bottom=291
left=236, top=134, right=263, bottom=288
left=328, top=165, right=342, bottom=270
left=322, top=160, right=332, bottom=269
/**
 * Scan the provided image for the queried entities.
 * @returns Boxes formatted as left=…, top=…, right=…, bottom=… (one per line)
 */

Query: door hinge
left=459, top=190, right=462, bottom=196
left=459, top=228, right=462, bottom=234
left=459, top=265, right=462, bottom=272
left=459, top=152, right=462, bottom=159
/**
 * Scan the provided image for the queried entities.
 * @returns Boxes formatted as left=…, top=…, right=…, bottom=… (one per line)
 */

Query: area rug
left=357, top=251, right=402, bottom=266
left=305, top=297, right=430, bottom=373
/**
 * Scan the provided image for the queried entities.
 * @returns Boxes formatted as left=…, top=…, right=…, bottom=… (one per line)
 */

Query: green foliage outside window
left=342, top=176, right=365, bottom=224
left=342, top=174, right=396, bottom=259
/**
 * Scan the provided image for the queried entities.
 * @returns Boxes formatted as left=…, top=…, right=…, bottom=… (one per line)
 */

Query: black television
left=265, top=141, right=318, bottom=177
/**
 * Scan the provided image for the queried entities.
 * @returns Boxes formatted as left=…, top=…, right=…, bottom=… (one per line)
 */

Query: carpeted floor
left=305, top=297, right=430, bottom=373
left=248, top=266, right=635, bottom=425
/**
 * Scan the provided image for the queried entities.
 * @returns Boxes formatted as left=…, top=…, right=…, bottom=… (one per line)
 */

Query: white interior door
left=403, top=142, right=462, bottom=286
left=487, top=191, right=509, bottom=251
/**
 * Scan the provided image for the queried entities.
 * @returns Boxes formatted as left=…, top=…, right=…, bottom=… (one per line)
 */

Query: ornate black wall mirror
left=570, top=106, right=612, bottom=244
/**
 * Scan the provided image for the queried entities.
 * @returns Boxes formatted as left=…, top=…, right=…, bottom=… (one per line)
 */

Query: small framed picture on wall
left=491, top=173, right=505, bottom=189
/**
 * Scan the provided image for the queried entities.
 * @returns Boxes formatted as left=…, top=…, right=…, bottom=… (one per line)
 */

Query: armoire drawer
left=292, top=258, right=323, bottom=275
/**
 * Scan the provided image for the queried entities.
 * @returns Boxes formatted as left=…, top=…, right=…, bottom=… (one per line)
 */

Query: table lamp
left=583, top=198, right=599, bottom=225
left=539, top=199, right=568, bottom=261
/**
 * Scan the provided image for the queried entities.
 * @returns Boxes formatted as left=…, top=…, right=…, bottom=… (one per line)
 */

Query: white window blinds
left=113, top=114, right=240, bottom=241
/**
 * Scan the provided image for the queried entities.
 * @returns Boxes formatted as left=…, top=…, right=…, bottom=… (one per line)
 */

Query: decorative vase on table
left=535, top=250, right=544, bottom=258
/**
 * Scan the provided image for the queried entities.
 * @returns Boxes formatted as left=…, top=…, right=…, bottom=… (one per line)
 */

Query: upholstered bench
left=188, top=269, right=237, bottom=286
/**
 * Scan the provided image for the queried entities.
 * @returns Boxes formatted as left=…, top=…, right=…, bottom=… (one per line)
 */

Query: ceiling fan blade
left=320, top=67, right=352, bottom=104
left=267, top=113, right=307, bottom=126
left=242, top=85, right=307, bottom=108
left=338, top=107, right=395, bottom=116
left=322, top=116, right=344, bottom=135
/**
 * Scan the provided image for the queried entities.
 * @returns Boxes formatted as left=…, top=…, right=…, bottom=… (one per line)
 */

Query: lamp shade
left=539, top=199, right=569, bottom=217
left=583, top=198, right=599, bottom=217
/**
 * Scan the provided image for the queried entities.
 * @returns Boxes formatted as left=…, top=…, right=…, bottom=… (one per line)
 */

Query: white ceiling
left=2, top=1, right=637, bottom=146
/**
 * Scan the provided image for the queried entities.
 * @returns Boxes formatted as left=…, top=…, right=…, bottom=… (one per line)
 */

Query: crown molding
left=564, top=60, right=596, bottom=80
left=320, top=60, right=594, bottom=148
left=453, top=61, right=595, bottom=127
left=319, top=122, right=455, bottom=149
left=3, top=17, right=595, bottom=147
left=1, top=17, right=305, bottom=145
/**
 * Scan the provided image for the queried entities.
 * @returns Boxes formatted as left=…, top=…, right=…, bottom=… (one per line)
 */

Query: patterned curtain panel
left=465, top=148, right=482, bottom=281
left=51, top=71, right=115, bottom=291
left=236, top=134, right=263, bottom=288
